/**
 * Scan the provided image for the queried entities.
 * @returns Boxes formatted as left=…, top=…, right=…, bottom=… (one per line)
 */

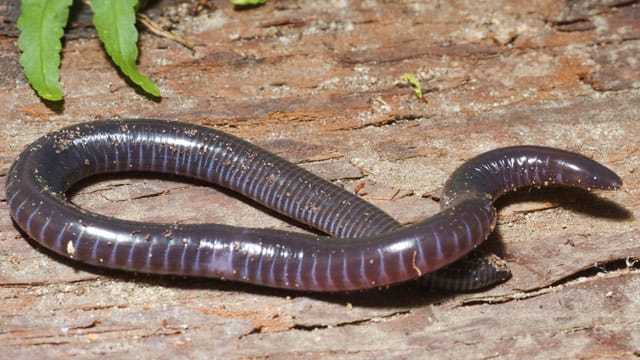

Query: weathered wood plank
left=1, top=0, right=639, bottom=358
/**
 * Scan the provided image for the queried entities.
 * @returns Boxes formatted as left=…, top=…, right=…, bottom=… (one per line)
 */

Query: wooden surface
left=1, top=0, right=639, bottom=358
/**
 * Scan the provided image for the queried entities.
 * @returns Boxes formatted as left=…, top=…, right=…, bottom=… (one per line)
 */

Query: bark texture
left=1, top=0, right=639, bottom=358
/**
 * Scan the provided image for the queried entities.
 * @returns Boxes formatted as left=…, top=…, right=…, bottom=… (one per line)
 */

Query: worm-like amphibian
left=5, top=119, right=622, bottom=292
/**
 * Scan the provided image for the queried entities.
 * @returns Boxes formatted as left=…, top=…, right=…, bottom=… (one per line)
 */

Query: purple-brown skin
left=5, top=119, right=622, bottom=292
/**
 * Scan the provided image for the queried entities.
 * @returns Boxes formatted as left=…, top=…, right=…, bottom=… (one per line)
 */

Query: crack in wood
left=350, top=114, right=427, bottom=130
left=0, top=277, right=102, bottom=288
left=291, top=310, right=411, bottom=331
left=238, top=310, right=412, bottom=339
left=457, top=259, right=640, bottom=307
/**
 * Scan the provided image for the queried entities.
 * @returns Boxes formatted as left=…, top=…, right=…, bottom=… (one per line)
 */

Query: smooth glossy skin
left=5, top=119, right=622, bottom=292
left=442, top=146, right=623, bottom=207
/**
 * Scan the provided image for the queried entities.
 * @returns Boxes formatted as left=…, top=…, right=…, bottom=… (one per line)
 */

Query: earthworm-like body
left=5, top=119, right=621, bottom=292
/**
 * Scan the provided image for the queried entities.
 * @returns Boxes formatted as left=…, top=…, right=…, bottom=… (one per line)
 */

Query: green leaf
left=400, top=73, right=423, bottom=99
left=91, top=0, right=160, bottom=97
left=17, top=0, right=73, bottom=101
left=230, top=0, right=267, bottom=6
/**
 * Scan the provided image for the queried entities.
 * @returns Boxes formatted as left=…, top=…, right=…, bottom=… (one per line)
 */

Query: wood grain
left=1, top=0, right=639, bottom=358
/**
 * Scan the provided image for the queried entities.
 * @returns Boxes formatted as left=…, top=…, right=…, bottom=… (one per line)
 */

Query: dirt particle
left=66, top=240, right=75, bottom=257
